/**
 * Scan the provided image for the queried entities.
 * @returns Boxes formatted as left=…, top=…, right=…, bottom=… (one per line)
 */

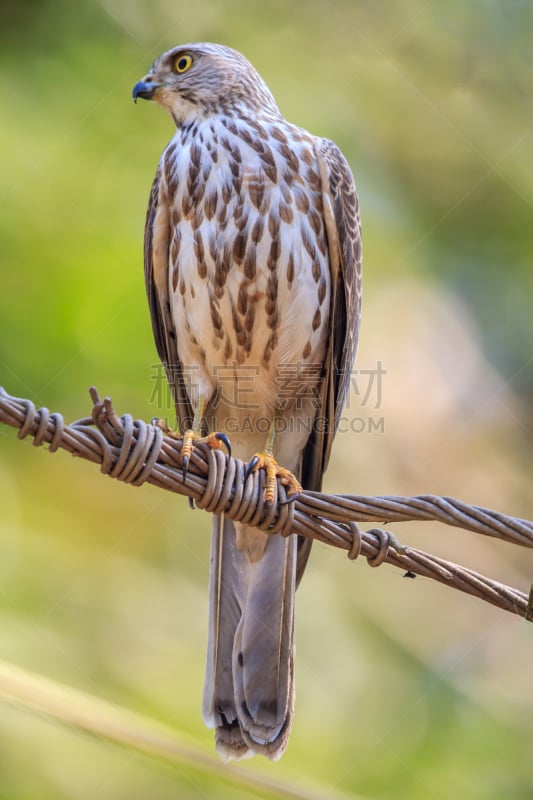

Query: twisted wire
left=1, top=386, right=531, bottom=621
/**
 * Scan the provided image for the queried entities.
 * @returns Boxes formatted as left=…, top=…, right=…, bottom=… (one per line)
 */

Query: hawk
left=133, top=43, right=362, bottom=760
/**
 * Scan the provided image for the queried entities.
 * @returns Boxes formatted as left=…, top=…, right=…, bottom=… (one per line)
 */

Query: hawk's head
left=132, top=42, right=279, bottom=124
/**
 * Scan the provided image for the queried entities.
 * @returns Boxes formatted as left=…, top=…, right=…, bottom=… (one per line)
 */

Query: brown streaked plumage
left=134, top=42, right=362, bottom=760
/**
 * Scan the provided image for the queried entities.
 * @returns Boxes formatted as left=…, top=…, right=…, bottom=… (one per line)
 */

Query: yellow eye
left=174, top=54, right=193, bottom=74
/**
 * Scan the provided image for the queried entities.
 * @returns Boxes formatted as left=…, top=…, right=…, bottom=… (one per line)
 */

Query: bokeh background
left=1, top=1, right=532, bottom=797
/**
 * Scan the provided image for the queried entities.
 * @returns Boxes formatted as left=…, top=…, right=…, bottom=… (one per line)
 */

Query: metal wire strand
left=1, top=386, right=531, bottom=621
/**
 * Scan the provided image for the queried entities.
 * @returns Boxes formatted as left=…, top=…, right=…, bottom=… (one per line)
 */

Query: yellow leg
left=245, top=413, right=302, bottom=506
left=155, top=394, right=231, bottom=482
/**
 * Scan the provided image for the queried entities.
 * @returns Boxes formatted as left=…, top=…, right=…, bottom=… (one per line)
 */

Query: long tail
left=202, top=514, right=297, bottom=760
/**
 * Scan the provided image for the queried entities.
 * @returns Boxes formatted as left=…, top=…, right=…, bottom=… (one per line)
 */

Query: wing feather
left=144, top=163, right=193, bottom=430
left=302, top=138, right=362, bottom=489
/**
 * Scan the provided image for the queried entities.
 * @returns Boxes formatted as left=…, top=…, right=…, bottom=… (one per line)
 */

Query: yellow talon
left=245, top=451, right=302, bottom=505
left=180, top=428, right=195, bottom=465
left=152, top=419, right=231, bottom=481
left=153, top=396, right=231, bottom=508
left=181, top=429, right=230, bottom=460
left=180, top=429, right=232, bottom=480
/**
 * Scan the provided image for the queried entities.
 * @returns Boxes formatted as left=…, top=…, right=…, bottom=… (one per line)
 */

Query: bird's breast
left=163, top=116, right=332, bottom=413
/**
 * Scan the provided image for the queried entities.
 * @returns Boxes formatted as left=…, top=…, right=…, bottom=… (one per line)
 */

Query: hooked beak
left=132, top=79, right=161, bottom=103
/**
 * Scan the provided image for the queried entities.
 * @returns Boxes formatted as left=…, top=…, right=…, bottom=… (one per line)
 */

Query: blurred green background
left=1, top=0, right=532, bottom=797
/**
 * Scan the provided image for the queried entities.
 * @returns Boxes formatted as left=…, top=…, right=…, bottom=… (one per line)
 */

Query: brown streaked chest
left=162, top=114, right=331, bottom=379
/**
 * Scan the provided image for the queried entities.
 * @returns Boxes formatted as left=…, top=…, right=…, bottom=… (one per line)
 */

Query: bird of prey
left=133, top=43, right=362, bottom=760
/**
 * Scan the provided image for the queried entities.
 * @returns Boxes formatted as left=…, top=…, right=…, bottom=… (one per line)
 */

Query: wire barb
left=0, top=386, right=532, bottom=621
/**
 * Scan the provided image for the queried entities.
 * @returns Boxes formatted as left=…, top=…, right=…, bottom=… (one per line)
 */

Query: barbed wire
left=1, top=386, right=532, bottom=621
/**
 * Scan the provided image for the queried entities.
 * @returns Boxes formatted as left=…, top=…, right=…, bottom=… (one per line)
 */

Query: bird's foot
left=153, top=420, right=231, bottom=482
left=180, top=429, right=231, bottom=482
left=244, top=452, right=302, bottom=507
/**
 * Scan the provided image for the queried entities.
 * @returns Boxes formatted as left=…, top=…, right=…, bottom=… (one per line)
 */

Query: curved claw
left=182, top=455, right=189, bottom=484
left=244, top=455, right=260, bottom=483
left=280, top=491, right=300, bottom=506
left=182, top=456, right=196, bottom=509
left=214, top=432, right=232, bottom=458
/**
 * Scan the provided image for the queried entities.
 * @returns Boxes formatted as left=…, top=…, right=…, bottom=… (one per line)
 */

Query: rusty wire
left=1, top=385, right=532, bottom=622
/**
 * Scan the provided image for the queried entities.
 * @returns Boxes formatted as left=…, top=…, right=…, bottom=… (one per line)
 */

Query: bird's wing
left=144, top=163, right=193, bottom=430
left=302, top=138, right=362, bottom=492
